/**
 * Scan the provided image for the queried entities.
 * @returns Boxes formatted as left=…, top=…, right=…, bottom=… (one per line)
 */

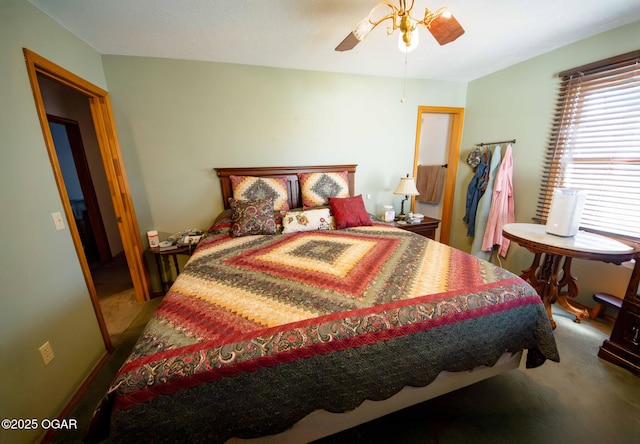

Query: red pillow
left=328, top=195, right=373, bottom=229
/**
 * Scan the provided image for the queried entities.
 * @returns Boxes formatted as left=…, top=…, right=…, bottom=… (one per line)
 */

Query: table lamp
left=393, top=174, right=419, bottom=219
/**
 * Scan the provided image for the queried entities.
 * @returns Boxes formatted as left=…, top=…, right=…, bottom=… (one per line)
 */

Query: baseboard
left=39, top=350, right=111, bottom=443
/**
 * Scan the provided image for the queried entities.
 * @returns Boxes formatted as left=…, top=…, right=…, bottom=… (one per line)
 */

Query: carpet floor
left=52, top=306, right=639, bottom=443
left=92, top=255, right=143, bottom=346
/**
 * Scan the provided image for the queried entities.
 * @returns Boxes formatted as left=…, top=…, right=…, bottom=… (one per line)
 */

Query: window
left=536, top=50, right=640, bottom=240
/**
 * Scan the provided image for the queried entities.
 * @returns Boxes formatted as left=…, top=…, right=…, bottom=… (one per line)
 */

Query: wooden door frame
left=411, top=106, right=464, bottom=245
left=23, top=48, right=151, bottom=352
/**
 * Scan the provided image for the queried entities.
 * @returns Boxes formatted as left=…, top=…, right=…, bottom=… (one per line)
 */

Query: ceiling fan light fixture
left=397, top=14, right=418, bottom=51
left=335, top=2, right=464, bottom=52
left=398, top=28, right=419, bottom=53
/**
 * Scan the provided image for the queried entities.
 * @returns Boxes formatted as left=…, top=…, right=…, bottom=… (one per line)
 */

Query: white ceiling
left=28, top=0, right=640, bottom=82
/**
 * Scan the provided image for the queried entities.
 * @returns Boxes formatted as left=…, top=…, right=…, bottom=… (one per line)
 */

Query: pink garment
left=481, top=144, right=515, bottom=256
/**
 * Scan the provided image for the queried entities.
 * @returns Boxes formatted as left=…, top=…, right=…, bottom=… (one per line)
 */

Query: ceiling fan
left=335, top=0, right=464, bottom=52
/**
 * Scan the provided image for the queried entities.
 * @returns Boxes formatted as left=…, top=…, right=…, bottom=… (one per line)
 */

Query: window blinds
left=536, top=50, right=640, bottom=240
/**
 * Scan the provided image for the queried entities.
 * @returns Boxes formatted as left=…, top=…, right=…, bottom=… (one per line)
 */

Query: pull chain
left=401, top=50, right=408, bottom=103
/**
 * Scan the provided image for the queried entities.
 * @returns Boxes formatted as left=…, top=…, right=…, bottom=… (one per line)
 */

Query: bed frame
left=215, top=164, right=357, bottom=210
left=213, top=164, right=523, bottom=443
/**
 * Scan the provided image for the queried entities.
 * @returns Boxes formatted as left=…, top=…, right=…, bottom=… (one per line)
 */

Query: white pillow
left=282, top=208, right=335, bottom=234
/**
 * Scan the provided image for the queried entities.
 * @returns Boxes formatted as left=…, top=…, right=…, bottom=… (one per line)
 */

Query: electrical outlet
left=39, top=341, right=55, bottom=365
left=51, top=212, right=65, bottom=231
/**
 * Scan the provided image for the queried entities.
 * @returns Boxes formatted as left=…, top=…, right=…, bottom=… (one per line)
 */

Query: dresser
left=598, top=257, right=640, bottom=375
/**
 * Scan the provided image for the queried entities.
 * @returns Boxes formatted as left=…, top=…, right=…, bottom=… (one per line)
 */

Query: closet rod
left=477, top=138, right=516, bottom=147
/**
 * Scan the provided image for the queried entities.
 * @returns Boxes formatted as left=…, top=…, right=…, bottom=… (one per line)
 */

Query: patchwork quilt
left=88, top=215, right=559, bottom=443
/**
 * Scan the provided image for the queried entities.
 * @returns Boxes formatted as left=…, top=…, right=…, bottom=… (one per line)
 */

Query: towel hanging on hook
left=415, top=165, right=446, bottom=204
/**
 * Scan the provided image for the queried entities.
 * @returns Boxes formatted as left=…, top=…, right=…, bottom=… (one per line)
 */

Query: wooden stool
left=590, top=292, right=623, bottom=320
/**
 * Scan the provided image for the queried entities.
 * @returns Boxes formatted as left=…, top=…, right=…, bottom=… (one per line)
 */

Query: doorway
left=24, top=48, right=152, bottom=352
left=47, top=115, right=111, bottom=266
left=411, top=106, right=464, bottom=245
left=46, top=112, right=143, bottom=345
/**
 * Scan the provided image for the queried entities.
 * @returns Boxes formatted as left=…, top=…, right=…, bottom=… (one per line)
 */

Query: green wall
left=453, top=21, right=640, bottom=305
left=0, top=1, right=108, bottom=443
left=101, top=55, right=467, bottom=238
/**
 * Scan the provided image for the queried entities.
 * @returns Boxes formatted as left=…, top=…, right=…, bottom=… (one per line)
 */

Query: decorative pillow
left=230, top=175, right=290, bottom=212
left=230, top=198, right=277, bottom=237
left=328, top=195, right=373, bottom=229
left=282, top=208, right=335, bottom=234
left=298, top=171, right=350, bottom=209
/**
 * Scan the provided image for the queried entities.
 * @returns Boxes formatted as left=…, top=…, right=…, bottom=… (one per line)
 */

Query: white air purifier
left=545, top=188, right=588, bottom=237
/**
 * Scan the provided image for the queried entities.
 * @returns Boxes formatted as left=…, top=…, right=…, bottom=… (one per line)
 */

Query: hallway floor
left=92, top=255, right=143, bottom=347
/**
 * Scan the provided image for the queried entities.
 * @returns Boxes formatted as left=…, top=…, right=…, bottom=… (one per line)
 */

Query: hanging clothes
left=463, top=148, right=491, bottom=236
left=466, top=146, right=482, bottom=168
left=415, top=165, right=445, bottom=204
left=482, top=143, right=514, bottom=256
left=471, top=145, right=502, bottom=259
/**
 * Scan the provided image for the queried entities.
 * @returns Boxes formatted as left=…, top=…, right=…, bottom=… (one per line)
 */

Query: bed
left=87, top=164, right=559, bottom=443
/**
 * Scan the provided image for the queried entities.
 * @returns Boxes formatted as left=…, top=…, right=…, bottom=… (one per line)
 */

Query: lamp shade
left=394, top=177, right=419, bottom=196
left=398, top=27, right=419, bottom=53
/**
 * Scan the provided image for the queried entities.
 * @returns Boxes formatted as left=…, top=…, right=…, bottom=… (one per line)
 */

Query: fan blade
left=335, top=16, right=375, bottom=51
left=428, top=14, right=465, bottom=45
left=335, top=32, right=361, bottom=51
left=336, top=13, right=376, bottom=51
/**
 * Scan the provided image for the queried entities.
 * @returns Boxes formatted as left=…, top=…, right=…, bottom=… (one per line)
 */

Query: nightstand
left=148, top=246, right=193, bottom=294
left=390, top=217, right=440, bottom=240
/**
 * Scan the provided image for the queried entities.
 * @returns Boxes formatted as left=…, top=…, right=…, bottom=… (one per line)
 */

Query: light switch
left=52, top=212, right=65, bottom=231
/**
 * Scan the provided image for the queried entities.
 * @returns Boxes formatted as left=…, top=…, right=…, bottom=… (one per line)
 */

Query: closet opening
left=412, top=106, right=464, bottom=245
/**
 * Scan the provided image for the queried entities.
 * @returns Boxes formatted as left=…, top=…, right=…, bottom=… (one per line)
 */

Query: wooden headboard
left=214, top=165, right=357, bottom=210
